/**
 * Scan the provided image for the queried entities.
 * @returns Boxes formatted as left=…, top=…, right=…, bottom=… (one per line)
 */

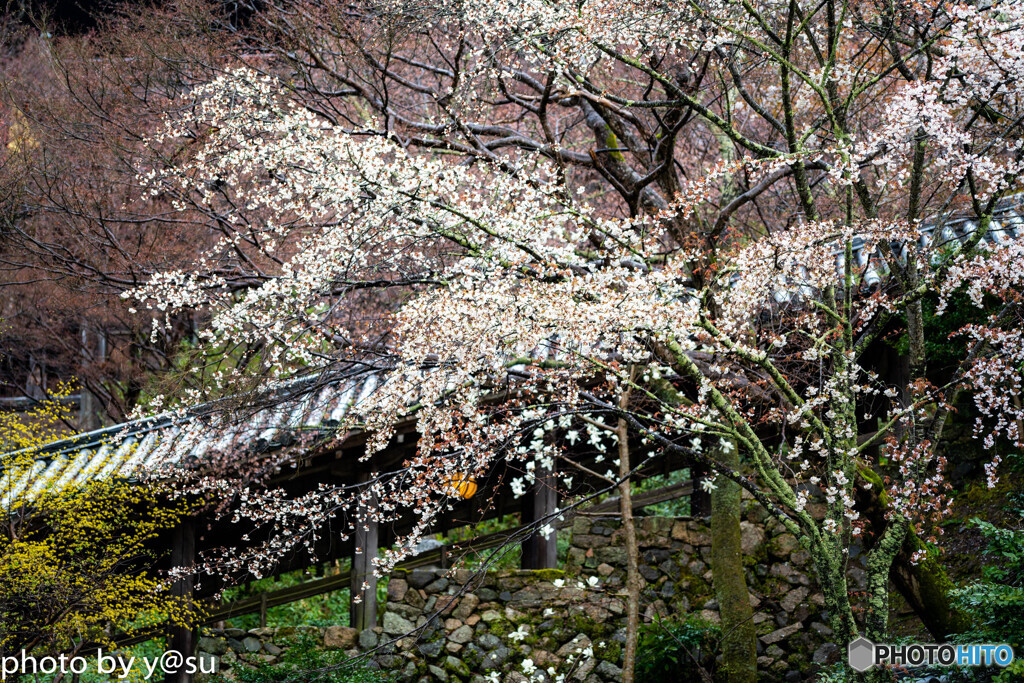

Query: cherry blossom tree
left=34, top=0, right=1024, bottom=679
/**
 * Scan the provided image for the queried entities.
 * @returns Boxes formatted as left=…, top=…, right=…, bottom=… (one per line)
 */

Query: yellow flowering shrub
left=1, top=387, right=197, bottom=656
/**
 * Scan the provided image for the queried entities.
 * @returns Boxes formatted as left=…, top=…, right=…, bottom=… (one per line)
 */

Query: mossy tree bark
left=710, top=439, right=757, bottom=683
left=707, top=114, right=756, bottom=683
left=856, top=466, right=970, bottom=640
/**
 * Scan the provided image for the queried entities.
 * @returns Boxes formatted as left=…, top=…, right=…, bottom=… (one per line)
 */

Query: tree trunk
left=889, top=533, right=970, bottom=640
left=617, top=383, right=641, bottom=683
left=710, top=439, right=757, bottom=683
left=856, top=466, right=969, bottom=640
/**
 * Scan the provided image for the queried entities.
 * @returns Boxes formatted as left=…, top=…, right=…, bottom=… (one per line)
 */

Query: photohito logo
left=847, top=637, right=1015, bottom=672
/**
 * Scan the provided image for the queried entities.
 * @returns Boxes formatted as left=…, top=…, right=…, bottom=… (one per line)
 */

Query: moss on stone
left=528, top=568, right=566, bottom=582
left=488, top=620, right=512, bottom=638
left=677, top=573, right=713, bottom=607
left=743, top=538, right=769, bottom=568
left=444, top=655, right=472, bottom=679
left=567, top=613, right=614, bottom=641
left=595, top=640, right=623, bottom=664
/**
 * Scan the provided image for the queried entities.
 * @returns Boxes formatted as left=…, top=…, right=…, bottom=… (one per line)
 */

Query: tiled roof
left=0, top=371, right=383, bottom=508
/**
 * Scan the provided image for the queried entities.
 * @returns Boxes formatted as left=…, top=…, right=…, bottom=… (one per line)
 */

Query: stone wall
left=196, top=510, right=853, bottom=682
left=563, top=511, right=850, bottom=678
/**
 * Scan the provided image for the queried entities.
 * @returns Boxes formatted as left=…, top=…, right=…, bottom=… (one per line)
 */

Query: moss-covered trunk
left=710, top=439, right=756, bottom=683
left=888, top=533, right=970, bottom=640
left=856, top=466, right=970, bottom=640
left=811, top=540, right=858, bottom=646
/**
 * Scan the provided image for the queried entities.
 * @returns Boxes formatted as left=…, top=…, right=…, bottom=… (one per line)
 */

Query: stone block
left=453, top=593, right=480, bottom=620
left=383, top=612, right=415, bottom=636
left=197, top=637, right=227, bottom=656
left=740, top=521, right=766, bottom=555
left=771, top=533, right=801, bottom=557
left=408, top=569, right=435, bottom=589
left=444, top=655, right=472, bottom=678
left=556, top=634, right=592, bottom=658
left=760, top=622, right=802, bottom=645
left=595, top=661, right=622, bottom=680
left=699, top=609, right=721, bottom=624
left=387, top=578, right=409, bottom=602
left=481, top=646, right=510, bottom=669
left=813, top=642, right=840, bottom=665
left=450, top=625, right=474, bottom=644
left=595, top=547, right=628, bottom=566
left=440, top=595, right=463, bottom=615
left=405, top=588, right=426, bottom=608
left=324, top=626, right=358, bottom=650
left=573, top=534, right=611, bottom=548
left=425, top=578, right=450, bottom=593
left=417, top=640, right=443, bottom=658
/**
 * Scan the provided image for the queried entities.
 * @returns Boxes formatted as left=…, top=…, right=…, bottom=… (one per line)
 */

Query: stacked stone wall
left=196, top=510, right=855, bottom=682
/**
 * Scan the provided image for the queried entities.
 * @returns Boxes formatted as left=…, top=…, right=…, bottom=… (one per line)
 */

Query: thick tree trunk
left=889, top=533, right=970, bottom=640
left=710, top=439, right=757, bottom=683
left=856, top=466, right=969, bottom=640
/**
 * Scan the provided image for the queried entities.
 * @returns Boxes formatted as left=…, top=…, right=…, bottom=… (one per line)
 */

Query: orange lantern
left=445, top=474, right=478, bottom=500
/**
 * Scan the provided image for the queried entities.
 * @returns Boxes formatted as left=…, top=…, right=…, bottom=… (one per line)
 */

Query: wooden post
left=691, top=460, right=712, bottom=518
left=521, top=467, right=558, bottom=569
left=350, top=479, right=379, bottom=631
left=166, top=519, right=196, bottom=683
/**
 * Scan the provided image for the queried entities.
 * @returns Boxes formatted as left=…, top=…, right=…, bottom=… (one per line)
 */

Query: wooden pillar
left=166, top=519, right=196, bottom=683
left=691, top=460, right=712, bottom=518
left=350, top=481, right=379, bottom=631
left=521, top=468, right=558, bottom=569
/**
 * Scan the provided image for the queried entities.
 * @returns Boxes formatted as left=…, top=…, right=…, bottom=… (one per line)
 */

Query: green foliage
left=814, top=663, right=855, bottom=682
left=76, top=640, right=165, bottom=683
left=890, top=281, right=994, bottom=374
left=991, top=659, right=1024, bottom=683
left=222, top=566, right=353, bottom=629
left=947, top=515, right=1024, bottom=682
left=635, top=615, right=720, bottom=682
left=950, top=518, right=1024, bottom=647
left=969, top=518, right=1024, bottom=585
left=636, top=468, right=692, bottom=517
left=437, top=514, right=524, bottom=571
left=556, top=527, right=572, bottom=563
left=234, top=635, right=391, bottom=683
